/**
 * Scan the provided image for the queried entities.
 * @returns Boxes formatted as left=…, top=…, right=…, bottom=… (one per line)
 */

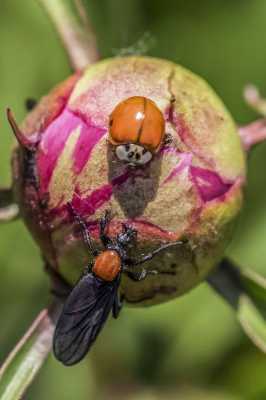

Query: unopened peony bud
left=11, top=57, right=246, bottom=305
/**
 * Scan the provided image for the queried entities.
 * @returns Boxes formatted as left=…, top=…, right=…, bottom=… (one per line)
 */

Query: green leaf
left=241, top=269, right=266, bottom=315
left=238, top=269, right=266, bottom=352
left=207, top=258, right=266, bottom=353
left=0, top=304, right=60, bottom=400
left=238, top=295, right=266, bottom=352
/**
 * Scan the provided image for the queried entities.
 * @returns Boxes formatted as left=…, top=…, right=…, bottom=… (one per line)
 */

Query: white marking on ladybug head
left=115, top=143, right=152, bottom=166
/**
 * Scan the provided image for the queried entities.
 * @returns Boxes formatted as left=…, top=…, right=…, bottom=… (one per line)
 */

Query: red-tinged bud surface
left=11, top=57, right=246, bottom=305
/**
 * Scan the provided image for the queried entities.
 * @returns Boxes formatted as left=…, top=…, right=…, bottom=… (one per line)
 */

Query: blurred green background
left=0, top=1, right=266, bottom=399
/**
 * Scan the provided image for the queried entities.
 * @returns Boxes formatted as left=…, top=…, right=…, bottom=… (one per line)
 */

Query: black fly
left=53, top=204, right=182, bottom=366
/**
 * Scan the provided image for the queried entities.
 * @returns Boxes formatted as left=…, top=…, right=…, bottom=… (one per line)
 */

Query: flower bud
left=11, top=57, right=246, bottom=305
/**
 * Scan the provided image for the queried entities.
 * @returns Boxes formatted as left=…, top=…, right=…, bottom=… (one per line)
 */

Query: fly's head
left=117, top=224, right=137, bottom=251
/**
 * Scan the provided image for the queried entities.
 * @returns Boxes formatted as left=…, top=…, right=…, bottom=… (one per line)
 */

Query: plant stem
left=0, top=302, right=62, bottom=400
left=239, top=119, right=266, bottom=151
left=208, top=258, right=266, bottom=353
left=38, top=0, right=99, bottom=71
left=244, top=84, right=266, bottom=116
left=239, top=84, right=266, bottom=150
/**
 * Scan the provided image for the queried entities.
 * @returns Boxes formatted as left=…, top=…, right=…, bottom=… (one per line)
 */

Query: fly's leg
left=126, top=241, right=184, bottom=266
left=112, top=294, right=124, bottom=319
left=99, top=210, right=112, bottom=247
left=67, top=202, right=98, bottom=257
left=123, top=241, right=184, bottom=281
left=44, top=259, right=72, bottom=300
left=123, top=267, right=157, bottom=281
left=82, top=262, right=93, bottom=277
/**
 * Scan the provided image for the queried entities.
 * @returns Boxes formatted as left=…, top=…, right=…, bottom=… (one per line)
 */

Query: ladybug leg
left=126, top=241, right=184, bottom=266
left=164, top=132, right=173, bottom=145
left=99, top=209, right=112, bottom=247
left=67, top=203, right=98, bottom=257
left=112, top=294, right=124, bottom=319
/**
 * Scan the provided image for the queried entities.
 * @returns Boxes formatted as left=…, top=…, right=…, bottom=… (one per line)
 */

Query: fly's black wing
left=53, top=273, right=119, bottom=366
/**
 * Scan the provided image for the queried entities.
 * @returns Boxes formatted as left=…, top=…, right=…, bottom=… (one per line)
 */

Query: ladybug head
left=115, top=143, right=153, bottom=166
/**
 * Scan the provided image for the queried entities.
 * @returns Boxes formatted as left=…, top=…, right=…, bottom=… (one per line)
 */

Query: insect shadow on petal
left=53, top=204, right=183, bottom=366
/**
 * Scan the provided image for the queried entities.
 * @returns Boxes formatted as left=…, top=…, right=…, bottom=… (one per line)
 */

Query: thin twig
left=239, top=118, right=266, bottom=151
left=238, top=84, right=266, bottom=150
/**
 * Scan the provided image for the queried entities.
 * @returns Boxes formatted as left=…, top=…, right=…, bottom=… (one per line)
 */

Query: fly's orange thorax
left=109, top=96, right=165, bottom=152
left=92, top=250, right=121, bottom=281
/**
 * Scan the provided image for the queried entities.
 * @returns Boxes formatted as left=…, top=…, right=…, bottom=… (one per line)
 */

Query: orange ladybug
left=109, top=96, right=165, bottom=165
